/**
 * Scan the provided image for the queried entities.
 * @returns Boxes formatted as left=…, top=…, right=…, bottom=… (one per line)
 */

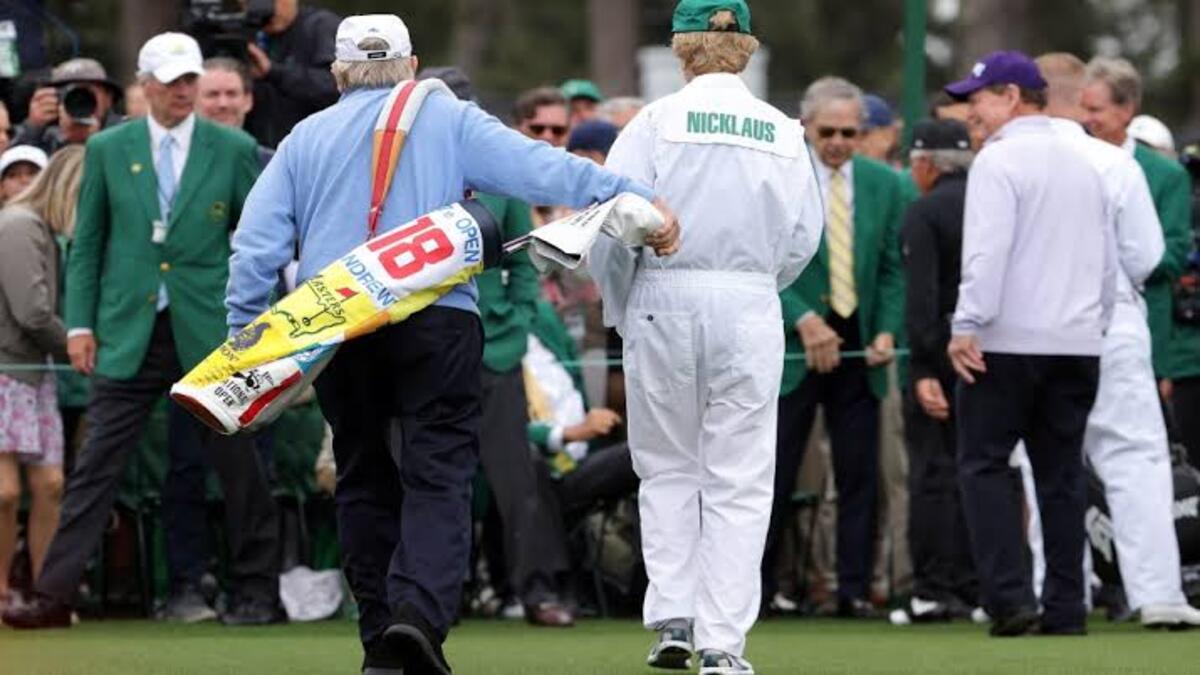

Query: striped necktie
left=826, top=170, right=857, bottom=318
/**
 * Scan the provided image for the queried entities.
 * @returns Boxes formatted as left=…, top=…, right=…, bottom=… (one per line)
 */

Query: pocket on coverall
left=625, top=311, right=696, bottom=396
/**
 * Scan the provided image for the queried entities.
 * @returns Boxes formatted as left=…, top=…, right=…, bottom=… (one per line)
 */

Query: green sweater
left=475, top=194, right=540, bottom=373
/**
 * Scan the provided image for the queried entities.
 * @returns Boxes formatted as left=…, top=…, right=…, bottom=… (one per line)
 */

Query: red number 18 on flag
left=366, top=216, right=456, bottom=280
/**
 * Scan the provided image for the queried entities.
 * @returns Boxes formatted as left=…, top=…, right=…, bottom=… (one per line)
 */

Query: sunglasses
left=816, top=126, right=860, bottom=139
left=529, top=124, right=569, bottom=137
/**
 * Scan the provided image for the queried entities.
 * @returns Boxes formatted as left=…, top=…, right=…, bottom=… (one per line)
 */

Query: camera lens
left=61, top=84, right=98, bottom=122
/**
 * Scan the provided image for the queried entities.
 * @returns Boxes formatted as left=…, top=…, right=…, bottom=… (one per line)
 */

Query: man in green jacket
left=765, top=76, right=907, bottom=619
left=3, top=33, right=281, bottom=630
left=1082, top=57, right=1192, bottom=383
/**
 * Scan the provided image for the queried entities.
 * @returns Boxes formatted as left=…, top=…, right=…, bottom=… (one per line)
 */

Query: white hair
left=598, top=96, right=644, bottom=120
left=800, top=76, right=866, bottom=123
left=331, top=38, right=415, bottom=91
left=910, top=148, right=974, bottom=174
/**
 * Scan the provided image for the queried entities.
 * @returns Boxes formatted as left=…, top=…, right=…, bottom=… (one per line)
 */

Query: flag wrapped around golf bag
left=170, top=192, right=662, bottom=435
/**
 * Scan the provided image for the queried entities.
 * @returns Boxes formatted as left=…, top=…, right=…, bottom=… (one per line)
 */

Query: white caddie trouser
left=624, top=269, right=782, bottom=655
left=590, top=72, right=822, bottom=656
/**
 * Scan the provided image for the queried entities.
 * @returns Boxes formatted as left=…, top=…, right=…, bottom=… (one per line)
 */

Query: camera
left=183, top=0, right=275, bottom=60
left=59, top=83, right=97, bottom=123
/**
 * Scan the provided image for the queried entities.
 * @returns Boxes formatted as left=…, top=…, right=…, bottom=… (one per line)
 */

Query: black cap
left=417, top=66, right=476, bottom=103
left=911, top=119, right=971, bottom=151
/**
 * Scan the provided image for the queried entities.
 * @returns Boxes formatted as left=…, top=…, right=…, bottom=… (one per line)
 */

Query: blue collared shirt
left=226, top=86, right=654, bottom=333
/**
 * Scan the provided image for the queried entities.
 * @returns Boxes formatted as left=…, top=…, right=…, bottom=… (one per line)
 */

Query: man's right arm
left=458, top=103, right=654, bottom=208
left=65, top=138, right=109, bottom=334
left=952, top=153, right=1016, bottom=337
left=226, top=139, right=299, bottom=334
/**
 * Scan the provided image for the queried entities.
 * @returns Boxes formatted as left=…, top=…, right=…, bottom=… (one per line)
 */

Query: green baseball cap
left=561, top=79, right=604, bottom=103
left=672, top=0, right=752, bottom=34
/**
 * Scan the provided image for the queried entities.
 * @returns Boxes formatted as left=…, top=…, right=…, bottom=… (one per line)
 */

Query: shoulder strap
left=366, top=78, right=454, bottom=240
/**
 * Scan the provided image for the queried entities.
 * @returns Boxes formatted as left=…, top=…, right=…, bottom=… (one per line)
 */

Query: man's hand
left=915, top=378, right=951, bottom=421
left=247, top=43, right=272, bottom=79
left=68, top=334, right=97, bottom=375
left=1160, top=378, right=1174, bottom=402
left=798, top=314, right=843, bottom=374
left=564, top=408, right=623, bottom=443
left=866, top=332, right=895, bottom=367
left=645, top=199, right=680, bottom=257
left=947, top=334, right=986, bottom=384
left=27, top=87, right=59, bottom=127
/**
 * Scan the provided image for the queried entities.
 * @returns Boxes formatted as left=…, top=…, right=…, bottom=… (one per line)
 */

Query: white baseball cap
left=137, top=32, right=204, bottom=84
left=1128, top=114, right=1176, bottom=155
left=335, top=15, right=412, bottom=62
left=0, top=145, right=49, bottom=177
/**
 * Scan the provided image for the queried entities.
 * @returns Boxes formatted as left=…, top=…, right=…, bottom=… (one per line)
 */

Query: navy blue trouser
left=956, top=353, right=1099, bottom=630
left=766, top=312, right=880, bottom=603
left=314, top=308, right=482, bottom=658
left=163, top=402, right=213, bottom=591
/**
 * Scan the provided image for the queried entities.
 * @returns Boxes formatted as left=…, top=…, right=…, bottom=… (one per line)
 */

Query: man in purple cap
left=944, top=50, right=1115, bottom=637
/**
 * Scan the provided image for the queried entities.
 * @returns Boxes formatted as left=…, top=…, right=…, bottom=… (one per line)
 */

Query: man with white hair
left=2, top=32, right=280, bottom=630
left=226, top=14, right=678, bottom=675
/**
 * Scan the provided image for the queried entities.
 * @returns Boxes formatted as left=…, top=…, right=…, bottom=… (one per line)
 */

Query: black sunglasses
left=817, top=126, right=860, bottom=139
left=530, top=124, right=569, bottom=137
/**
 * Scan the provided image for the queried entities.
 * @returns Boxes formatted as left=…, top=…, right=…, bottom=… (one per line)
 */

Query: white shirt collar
left=1120, top=134, right=1138, bottom=156
left=684, top=72, right=750, bottom=92
left=147, top=113, right=196, bottom=154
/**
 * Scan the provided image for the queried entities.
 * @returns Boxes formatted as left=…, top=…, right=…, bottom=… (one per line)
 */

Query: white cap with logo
left=138, top=32, right=204, bottom=84
left=335, top=15, right=412, bottom=62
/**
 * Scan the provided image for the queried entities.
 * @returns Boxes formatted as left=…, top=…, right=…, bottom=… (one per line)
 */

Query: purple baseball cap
left=945, top=51, right=1047, bottom=100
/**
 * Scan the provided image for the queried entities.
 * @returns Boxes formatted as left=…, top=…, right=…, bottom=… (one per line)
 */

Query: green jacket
left=1134, top=143, right=1192, bottom=378
left=65, top=117, right=260, bottom=380
left=779, top=154, right=908, bottom=399
left=475, top=194, right=539, bottom=374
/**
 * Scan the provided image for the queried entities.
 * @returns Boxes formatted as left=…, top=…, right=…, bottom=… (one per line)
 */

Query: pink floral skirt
left=0, top=374, right=63, bottom=466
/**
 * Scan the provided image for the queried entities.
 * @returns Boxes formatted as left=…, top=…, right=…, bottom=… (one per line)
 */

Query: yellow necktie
left=826, top=171, right=857, bottom=318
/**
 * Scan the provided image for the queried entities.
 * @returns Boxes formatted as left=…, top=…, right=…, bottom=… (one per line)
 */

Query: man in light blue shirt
left=226, top=15, right=678, bottom=675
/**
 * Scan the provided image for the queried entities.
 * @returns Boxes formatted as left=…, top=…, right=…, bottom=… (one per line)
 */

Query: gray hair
left=799, top=76, right=866, bottom=123
left=331, top=38, right=415, bottom=91
left=1085, top=57, right=1141, bottom=108
left=598, top=96, right=644, bottom=119
left=910, top=148, right=974, bottom=174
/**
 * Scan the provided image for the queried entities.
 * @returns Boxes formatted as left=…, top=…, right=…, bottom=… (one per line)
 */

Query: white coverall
left=590, top=73, right=823, bottom=655
left=1020, top=120, right=1182, bottom=611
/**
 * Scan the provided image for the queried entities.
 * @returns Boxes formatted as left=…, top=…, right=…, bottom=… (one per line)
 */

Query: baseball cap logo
left=972, top=62, right=985, bottom=77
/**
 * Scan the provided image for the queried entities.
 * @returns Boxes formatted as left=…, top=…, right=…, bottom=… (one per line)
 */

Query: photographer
left=14, top=58, right=123, bottom=155
left=240, top=0, right=339, bottom=147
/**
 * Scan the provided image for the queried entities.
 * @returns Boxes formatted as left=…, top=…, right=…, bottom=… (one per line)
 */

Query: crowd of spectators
left=0, top=1, right=1199, bottom=645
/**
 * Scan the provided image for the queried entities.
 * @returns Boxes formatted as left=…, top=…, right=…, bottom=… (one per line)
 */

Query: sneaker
left=646, top=619, right=693, bottom=670
left=1141, top=603, right=1200, bottom=630
left=499, top=599, right=525, bottom=620
left=970, top=607, right=990, bottom=625
left=698, top=649, right=754, bottom=675
left=768, top=592, right=799, bottom=614
left=383, top=607, right=452, bottom=675
left=158, top=586, right=218, bottom=623
left=889, top=597, right=952, bottom=626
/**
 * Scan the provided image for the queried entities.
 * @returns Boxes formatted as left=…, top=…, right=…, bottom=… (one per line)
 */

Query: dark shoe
left=158, top=586, right=218, bottom=623
left=526, top=601, right=575, bottom=627
left=383, top=612, right=452, bottom=675
left=1, top=592, right=73, bottom=629
left=989, top=607, right=1040, bottom=637
left=836, top=598, right=882, bottom=619
left=220, top=597, right=287, bottom=626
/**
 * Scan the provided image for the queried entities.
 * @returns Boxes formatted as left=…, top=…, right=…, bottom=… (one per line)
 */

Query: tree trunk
left=452, top=0, right=498, bottom=79
left=118, top=0, right=173, bottom=80
left=955, top=0, right=1032, bottom=72
left=587, top=0, right=638, bottom=97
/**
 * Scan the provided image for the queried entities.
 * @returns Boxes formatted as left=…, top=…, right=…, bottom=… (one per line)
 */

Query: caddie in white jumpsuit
left=1035, top=56, right=1200, bottom=627
left=589, top=2, right=822, bottom=672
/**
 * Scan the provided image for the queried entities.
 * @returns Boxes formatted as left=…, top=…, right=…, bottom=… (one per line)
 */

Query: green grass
left=2, top=617, right=1199, bottom=674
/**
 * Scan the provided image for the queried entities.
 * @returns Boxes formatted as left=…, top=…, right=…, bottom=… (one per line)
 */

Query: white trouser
left=1083, top=299, right=1185, bottom=609
left=623, top=270, right=782, bottom=656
